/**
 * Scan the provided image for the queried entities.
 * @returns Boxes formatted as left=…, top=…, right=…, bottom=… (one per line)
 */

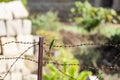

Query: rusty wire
left=3, top=43, right=38, bottom=79
left=1, top=41, right=120, bottom=80
left=52, top=43, right=120, bottom=48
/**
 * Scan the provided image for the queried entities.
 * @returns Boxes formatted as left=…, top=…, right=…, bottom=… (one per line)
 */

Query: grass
left=61, top=23, right=120, bottom=38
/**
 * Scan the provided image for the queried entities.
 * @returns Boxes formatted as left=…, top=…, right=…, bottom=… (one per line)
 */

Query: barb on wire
left=0, top=57, right=38, bottom=63
left=44, top=61, right=120, bottom=71
left=3, top=43, right=38, bottom=79
left=0, top=41, right=39, bottom=46
left=52, top=42, right=120, bottom=48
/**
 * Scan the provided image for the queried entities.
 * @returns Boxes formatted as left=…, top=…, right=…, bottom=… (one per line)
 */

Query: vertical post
left=38, top=37, right=43, bottom=80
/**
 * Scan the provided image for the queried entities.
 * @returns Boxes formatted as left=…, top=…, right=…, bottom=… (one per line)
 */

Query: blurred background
left=1, top=0, right=120, bottom=80
left=28, top=0, right=120, bottom=22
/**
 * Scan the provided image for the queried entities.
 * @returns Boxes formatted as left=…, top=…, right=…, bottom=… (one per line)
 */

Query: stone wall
left=0, top=1, right=38, bottom=80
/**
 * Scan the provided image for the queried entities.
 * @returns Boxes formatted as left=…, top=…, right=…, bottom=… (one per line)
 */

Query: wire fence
left=0, top=38, right=120, bottom=80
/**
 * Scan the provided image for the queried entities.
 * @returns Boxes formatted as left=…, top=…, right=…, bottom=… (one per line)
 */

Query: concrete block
left=15, top=57, right=30, bottom=75
left=7, top=59, right=16, bottom=72
left=0, top=73, right=11, bottom=80
left=0, top=45, right=1, bottom=55
left=24, top=55, right=37, bottom=72
left=9, top=1, right=29, bottom=18
left=6, top=56, right=30, bottom=75
left=11, top=72, right=22, bottom=80
left=33, top=36, right=39, bottom=56
left=1, top=37, right=18, bottom=56
left=0, top=21, right=6, bottom=36
left=23, top=74, right=37, bottom=80
left=17, top=35, right=34, bottom=55
left=6, top=19, right=23, bottom=36
left=23, top=19, right=32, bottom=35
left=0, top=3, right=13, bottom=20
left=0, top=56, right=6, bottom=73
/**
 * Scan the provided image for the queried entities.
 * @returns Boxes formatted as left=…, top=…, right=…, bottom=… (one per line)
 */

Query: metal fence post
left=38, top=37, right=43, bottom=80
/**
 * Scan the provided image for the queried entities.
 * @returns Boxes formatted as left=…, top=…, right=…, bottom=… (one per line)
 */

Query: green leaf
left=110, top=9, right=117, bottom=16
left=21, top=0, right=27, bottom=5
left=49, top=40, right=55, bottom=50
left=70, top=8, right=75, bottom=13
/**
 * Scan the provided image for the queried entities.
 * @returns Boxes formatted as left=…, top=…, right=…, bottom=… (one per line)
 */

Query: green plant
left=43, top=64, right=92, bottom=80
left=32, top=11, right=61, bottom=34
left=43, top=49, right=92, bottom=80
left=21, top=0, right=27, bottom=5
left=0, top=0, right=27, bottom=5
left=70, top=1, right=119, bottom=31
left=0, top=0, right=28, bottom=7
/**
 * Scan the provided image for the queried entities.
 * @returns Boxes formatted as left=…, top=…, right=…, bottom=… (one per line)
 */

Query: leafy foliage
left=43, top=49, right=92, bottom=80
left=0, top=0, right=27, bottom=5
left=32, top=11, right=61, bottom=34
left=21, top=0, right=27, bottom=5
left=36, top=30, right=62, bottom=44
left=70, top=1, right=119, bottom=31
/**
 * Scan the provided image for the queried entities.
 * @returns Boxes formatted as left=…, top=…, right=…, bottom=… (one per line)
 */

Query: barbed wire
left=0, top=41, right=39, bottom=46
left=0, top=56, right=119, bottom=72
left=0, top=57, right=38, bottom=63
left=1, top=41, right=120, bottom=80
left=3, top=43, right=38, bottom=79
left=1, top=55, right=120, bottom=80
left=45, top=61, right=120, bottom=70
left=45, top=41, right=120, bottom=80
left=52, top=42, right=120, bottom=48
left=2, top=41, right=120, bottom=48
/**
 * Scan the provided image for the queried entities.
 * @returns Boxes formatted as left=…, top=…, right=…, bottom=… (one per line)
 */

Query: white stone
left=33, top=36, right=39, bottom=57
left=0, top=45, right=1, bottom=55
left=24, top=55, right=37, bottom=72
left=23, top=20, right=32, bottom=35
left=6, top=19, right=23, bottom=36
left=23, top=74, right=37, bottom=80
left=0, top=73, right=11, bottom=80
left=0, top=21, right=7, bottom=36
left=15, top=57, right=30, bottom=75
left=6, top=59, right=16, bottom=72
left=17, top=35, right=34, bottom=55
left=0, top=56, right=6, bottom=73
left=0, top=3, right=13, bottom=20
left=8, top=1, right=29, bottom=18
left=1, top=37, right=18, bottom=56
left=6, top=56, right=30, bottom=75
left=11, top=72, right=22, bottom=80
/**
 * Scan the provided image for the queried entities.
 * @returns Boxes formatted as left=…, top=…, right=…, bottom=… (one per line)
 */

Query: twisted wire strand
left=1, top=41, right=120, bottom=80
left=45, top=42, right=120, bottom=80
left=3, top=43, right=38, bottom=79
left=52, top=43, right=120, bottom=48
